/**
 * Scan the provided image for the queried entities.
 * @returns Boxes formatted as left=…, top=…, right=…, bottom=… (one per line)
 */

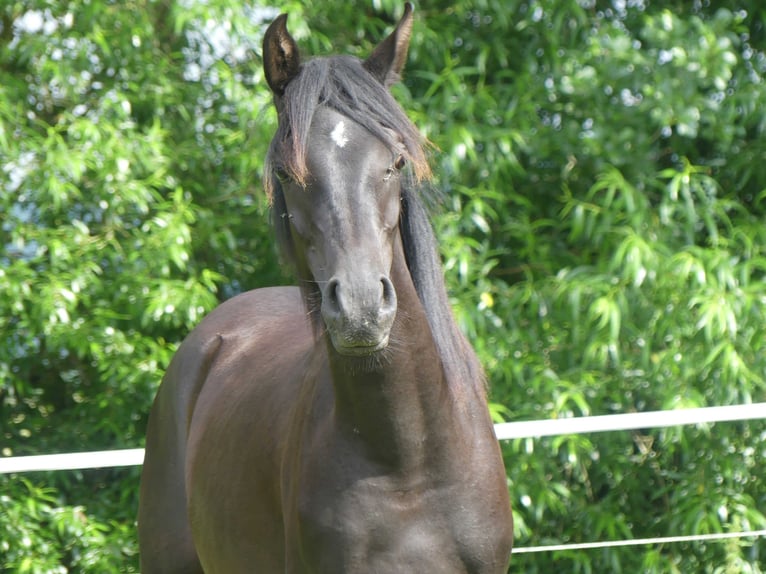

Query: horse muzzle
left=320, top=274, right=397, bottom=356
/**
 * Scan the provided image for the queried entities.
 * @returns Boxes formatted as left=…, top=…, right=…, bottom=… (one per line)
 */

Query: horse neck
left=327, top=234, right=481, bottom=471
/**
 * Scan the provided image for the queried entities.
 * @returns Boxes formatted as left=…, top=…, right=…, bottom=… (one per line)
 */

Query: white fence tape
left=512, top=529, right=766, bottom=554
left=2, top=403, right=765, bottom=555
left=1, top=403, right=764, bottom=475
left=0, top=403, right=766, bottom=474
left=494, top=401, right=766, bottom=440
left=0, top=448, right=145, bottom=474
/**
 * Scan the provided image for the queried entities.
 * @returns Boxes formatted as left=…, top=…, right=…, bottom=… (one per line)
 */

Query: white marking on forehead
left=330, top=121, right=349, bottom=148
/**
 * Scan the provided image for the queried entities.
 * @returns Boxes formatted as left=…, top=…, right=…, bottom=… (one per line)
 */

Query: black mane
left=400, top=186, right=486, bottom=389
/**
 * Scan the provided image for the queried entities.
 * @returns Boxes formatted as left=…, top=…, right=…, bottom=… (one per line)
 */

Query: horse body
left=139, top=5, right=513, bottom=572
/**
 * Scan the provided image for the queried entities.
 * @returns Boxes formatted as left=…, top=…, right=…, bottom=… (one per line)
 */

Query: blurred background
left=1, top=1, right=765, bottom=571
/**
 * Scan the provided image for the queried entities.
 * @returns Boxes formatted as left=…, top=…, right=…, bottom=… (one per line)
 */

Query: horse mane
left=265, top=54, right=483, bottom=389
left=400, top=186, right=486, bottom=389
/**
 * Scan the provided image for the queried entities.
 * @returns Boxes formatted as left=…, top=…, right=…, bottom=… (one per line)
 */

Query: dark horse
left=138, top=4, right=513, bottom=572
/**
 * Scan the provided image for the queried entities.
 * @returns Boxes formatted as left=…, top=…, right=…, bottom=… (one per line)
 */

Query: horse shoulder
left=184, top=285, right=314, bottom=455
left=180, top=286, right=322, bottom=570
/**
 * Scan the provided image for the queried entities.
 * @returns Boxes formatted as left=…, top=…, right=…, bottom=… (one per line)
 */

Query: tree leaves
left=1, top=1, right=275, bottom=569
left=2, top=0, right=766, bottom=572
left=395, top=0, right=766, bottom=570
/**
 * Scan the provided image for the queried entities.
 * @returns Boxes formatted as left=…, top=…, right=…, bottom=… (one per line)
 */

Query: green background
left=1, top=0, right=765, bottom=571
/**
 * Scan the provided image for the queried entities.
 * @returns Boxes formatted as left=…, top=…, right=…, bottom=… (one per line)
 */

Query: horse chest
left=291, top=459, right=508, bottom=574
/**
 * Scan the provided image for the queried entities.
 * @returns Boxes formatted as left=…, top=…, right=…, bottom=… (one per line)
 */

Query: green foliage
left=2, top=0, right=765, bottom=572
left=393, top=1, right=766, bottom=571
left=1, top=0, right=280, bottom=570
left=1, top=479, right=137, bottom=573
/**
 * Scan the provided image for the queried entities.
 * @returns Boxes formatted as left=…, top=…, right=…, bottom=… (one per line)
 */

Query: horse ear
left=263, top=13, right=301, bottom=96
left=364, top=3, right=414, bottom=87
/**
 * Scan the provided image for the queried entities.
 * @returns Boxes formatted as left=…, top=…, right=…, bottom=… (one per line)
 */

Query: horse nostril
left=326, top=278, right=341, bottom=310
left=380, top=276, right=396, bottom=311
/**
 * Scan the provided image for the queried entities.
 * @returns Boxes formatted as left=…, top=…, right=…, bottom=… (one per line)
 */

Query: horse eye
left=275, top=168, right=290, bottom=183
left=384, top=155, right=406, bottom=181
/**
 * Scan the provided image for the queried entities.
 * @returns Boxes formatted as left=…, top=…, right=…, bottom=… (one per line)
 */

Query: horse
left=137, top=4, right=513, bottom=572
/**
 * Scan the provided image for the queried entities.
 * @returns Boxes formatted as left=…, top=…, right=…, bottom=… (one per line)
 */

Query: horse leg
left=138, top=334, right=223, bottom=573
left=138, top=402, right=201, bottom=572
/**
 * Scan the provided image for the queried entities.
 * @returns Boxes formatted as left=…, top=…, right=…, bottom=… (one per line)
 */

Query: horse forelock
left=264, top=55, right=431, bottom=200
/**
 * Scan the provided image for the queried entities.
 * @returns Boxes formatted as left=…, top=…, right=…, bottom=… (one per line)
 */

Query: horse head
left=263, top=4, right=425, bottom=357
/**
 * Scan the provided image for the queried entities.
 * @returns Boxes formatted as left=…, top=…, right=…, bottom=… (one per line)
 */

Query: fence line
left=512, top=529, right=766, bottom=554
left=0, top=448, right=145, bottom=475
left=493, top=401, right=766, bottom=440
left=2, top=402, right=764, bottom=475
left=2, top=403, right=765, bottom=557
